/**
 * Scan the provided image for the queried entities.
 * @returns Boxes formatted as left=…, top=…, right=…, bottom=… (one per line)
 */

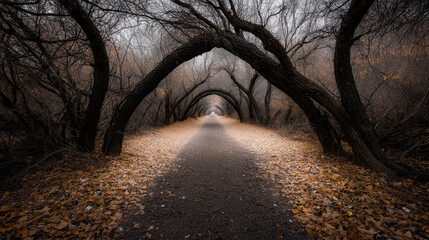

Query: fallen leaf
left=55, top=220, right=69, bottom=230
left=347, top=226, right=361, bottom=240
left=16, top=228, right=29, bottom=237
left=144, top=225, right=154, bottom=232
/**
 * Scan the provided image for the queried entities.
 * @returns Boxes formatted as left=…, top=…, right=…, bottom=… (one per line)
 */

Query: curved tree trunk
left=209, top=2, right=395, bottom=172
left=59, top=0, right=110, bottom=152
left=334, top=0, right=385, bottom=159
left=295, top=94, right=343, bottom=155
left=214, top=32, right=390, bottom=171
left=224, top=51, right=339, bottom=152
left=102, top=35, right=215, bottom=155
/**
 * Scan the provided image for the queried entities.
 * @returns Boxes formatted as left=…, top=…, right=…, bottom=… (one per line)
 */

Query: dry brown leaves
left=221, top=117, right=429, bottom=240
left=0, top=119, right=201, bottom=239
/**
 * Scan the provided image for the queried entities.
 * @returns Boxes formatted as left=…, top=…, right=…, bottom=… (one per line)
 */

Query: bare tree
left=223, top=67, right=264, bottom=124
left=59, top=0, right=110, bottom=152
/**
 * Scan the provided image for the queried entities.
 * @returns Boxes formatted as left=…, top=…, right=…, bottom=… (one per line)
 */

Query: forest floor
left=0, top=115, right=428, bottom=239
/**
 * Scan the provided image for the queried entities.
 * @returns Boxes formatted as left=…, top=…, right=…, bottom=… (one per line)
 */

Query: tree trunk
left=164, top=93, right=171, bottom=125
left=138, top=94, right=157, bottom=128
left=334, top=0, right=385, bottom=159
left=293, top=94, right=343, bottom=154
left=265, top=82, right=272, bottom=125
left=248, top=92, right=264, bottom=124
left=226, top=70, right=264, bottom=124
left=247, top=74, right=265, bottom=124
left=59, top=0, right=110, bottom=152
left=224, top=40, right=339, bottom=152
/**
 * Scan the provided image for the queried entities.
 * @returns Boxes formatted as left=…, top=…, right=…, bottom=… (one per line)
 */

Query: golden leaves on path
left=221, top=117, right=429, bottom=240
left=0, top=119, right=201, bottom=239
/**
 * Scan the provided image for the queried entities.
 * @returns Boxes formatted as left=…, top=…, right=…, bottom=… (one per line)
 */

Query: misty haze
left=0, top=0, right=428, bottom=239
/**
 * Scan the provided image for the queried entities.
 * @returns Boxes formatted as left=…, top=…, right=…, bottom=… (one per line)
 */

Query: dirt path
left=119, top=115, right=309, bottom=239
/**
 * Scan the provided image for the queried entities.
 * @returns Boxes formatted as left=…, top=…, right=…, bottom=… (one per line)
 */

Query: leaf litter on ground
left=1, top=116, right=428, bottom=239
left=220, top=117, right=429, bottom=240
left=0, top=119, right=202, bottom=239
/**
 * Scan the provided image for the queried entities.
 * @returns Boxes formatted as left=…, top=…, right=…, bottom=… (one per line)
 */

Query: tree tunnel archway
left=102, top=33, right=340, bottom=156
left=102, top=31, right=425, bottom=179
left=4, top=0, right=426, bottom=181
left=209, top=106, right=225, bottom=116
left=178, top=89, right=243, bottom=122
left=12, top=0, right=426, bottom=181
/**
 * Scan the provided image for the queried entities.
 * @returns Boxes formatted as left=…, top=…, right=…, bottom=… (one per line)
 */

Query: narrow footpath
left=119, top=115, right=309, bottom=239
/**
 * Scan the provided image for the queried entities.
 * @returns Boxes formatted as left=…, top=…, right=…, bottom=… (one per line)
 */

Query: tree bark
left=264, top=82, right=272, bottom=125
left=164, top=93, right=171, bottom=124
left=334, top=0, right=384, bottom=159
left=59, top=0, right=110, bottom=152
